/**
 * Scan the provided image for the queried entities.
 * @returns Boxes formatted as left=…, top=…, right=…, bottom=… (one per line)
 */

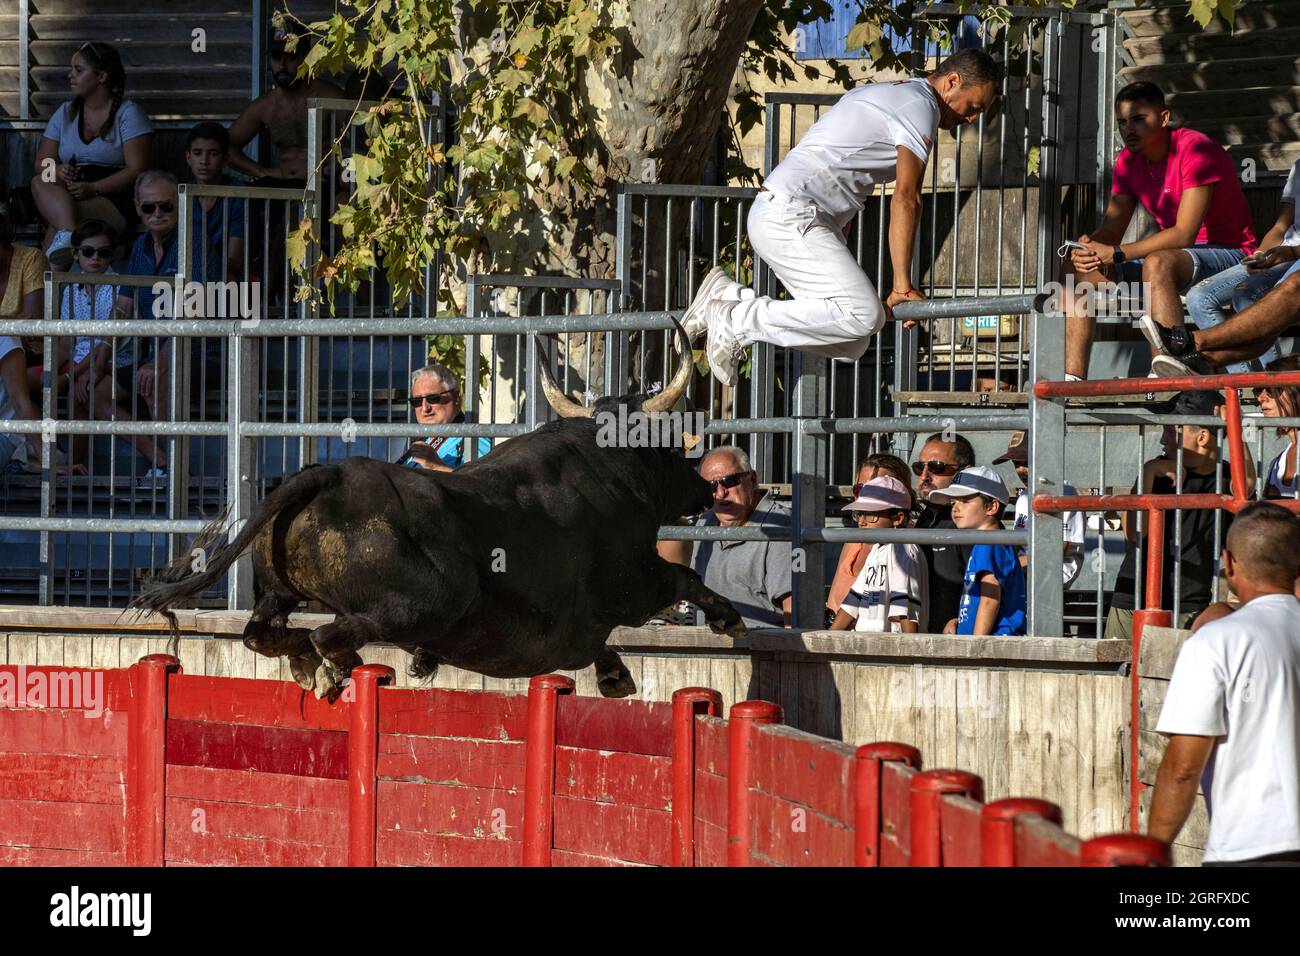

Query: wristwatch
left=1112, top=247, right=1126, bottom=264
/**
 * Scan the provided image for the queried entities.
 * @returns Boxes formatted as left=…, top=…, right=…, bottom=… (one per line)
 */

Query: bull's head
left=539, top=318, right=693, bottom=419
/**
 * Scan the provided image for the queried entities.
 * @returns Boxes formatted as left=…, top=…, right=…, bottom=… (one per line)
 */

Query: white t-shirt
left=1155, top=593, right=1300, bottom=862
left=1013, top=485, right=1085, bottom=586
left=840, top=541, right=928, bottom=633
left=1265, top=437, right=1299, bottom=498
left=1282, top=159, right=1300, bottom=247
left=763, top=78, right=939, bottom=228
left=42, top=99, right=153, bottom=167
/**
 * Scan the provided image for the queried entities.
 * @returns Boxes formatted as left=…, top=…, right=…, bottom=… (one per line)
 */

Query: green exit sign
left=962, top=316, right=1000, bottom=330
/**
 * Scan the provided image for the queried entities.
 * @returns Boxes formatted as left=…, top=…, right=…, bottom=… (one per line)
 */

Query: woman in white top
left=1257, top=354, right=1300, bottom=500
left=29, top=42, right=154, bottom=269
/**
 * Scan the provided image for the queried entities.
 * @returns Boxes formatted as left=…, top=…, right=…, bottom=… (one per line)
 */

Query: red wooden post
left=854, top=742, right=921, bottom=867
left=1081, top=834, right=1171, bottom=867
left=909, top=769, right=983, bottom=867
left=671, top=687, right=722, bottom=867
left=726, top=700, right=782, bottom=867
left=126, top=654, right=180, bottom=867
left=347, top=663, right=395, bottom=867
left=522, top=674, right=574, bottom=867
left=979, top=798, right=1062, bottom=867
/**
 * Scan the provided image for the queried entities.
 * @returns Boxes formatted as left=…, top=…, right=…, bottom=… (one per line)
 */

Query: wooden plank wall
left=1136, top=625, right=1205, bottom=868
left=0, top=612, right=1132, bottom=844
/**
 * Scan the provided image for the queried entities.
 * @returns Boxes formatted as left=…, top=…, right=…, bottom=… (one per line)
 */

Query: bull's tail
left=127, top=465, right=337, bottom=637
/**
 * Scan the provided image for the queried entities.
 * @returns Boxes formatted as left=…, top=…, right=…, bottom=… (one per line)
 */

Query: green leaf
left=845, top=20, right=881, bottom=53
left=1026, top=145, right=1041, bottom=178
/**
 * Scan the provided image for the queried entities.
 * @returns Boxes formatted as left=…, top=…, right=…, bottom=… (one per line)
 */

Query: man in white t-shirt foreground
left=1150, top=501, right=1300, bottom=865
left=681, top=49, right=1001, bottom=387
left=995, top=431, right=1085, bottom=587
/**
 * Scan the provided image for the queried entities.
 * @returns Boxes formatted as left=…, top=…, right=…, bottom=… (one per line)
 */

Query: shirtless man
left=225, top=23, right=344, bottom=186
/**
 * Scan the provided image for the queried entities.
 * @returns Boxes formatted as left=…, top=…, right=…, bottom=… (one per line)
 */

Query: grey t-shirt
left=43, top=99, right=153, bottom=166
left=690, top=491, right=794, bottom=628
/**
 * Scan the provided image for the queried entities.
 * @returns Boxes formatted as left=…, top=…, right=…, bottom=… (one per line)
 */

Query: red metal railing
left=0, top=658, right=1162, bottom=867
left=1033, top=371, right=1300, bottom=830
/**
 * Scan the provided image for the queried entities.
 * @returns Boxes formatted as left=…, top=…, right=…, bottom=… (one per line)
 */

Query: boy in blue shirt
left=926, top=465, right=1027, bottom=636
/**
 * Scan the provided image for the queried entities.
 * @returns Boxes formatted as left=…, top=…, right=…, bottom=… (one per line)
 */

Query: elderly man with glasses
left=686, top=446, right=794, bottom=629
left=912, top=431, right=977, bottom=632
left=397, top=363, right=492, bottom=472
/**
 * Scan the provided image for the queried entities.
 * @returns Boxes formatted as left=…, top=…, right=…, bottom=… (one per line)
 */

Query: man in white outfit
left=683, top=49, right=1000, bottom=387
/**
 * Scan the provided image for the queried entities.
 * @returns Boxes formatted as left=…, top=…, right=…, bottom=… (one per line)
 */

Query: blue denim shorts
left=1118, top=245, right=1247, bottom=292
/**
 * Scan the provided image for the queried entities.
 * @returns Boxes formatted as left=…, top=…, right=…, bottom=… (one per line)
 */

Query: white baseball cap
left=843, top=475, right=912, bottom=513
left=925, top=465, right=1009, bottom=505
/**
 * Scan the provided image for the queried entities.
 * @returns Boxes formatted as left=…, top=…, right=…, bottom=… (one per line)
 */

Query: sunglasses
left=139, top=201, right=175, bottom=215
left=407, top=390, right=457, bottom=408
left=707, top=471, right=751, bottom=493
left=77, top=245, right=112, bottom=259
left=911, top=460, right=959, bottom=478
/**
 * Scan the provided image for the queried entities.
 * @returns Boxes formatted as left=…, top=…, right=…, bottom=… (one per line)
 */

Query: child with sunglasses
left=928, top=466, right=1026, bottom=636
left=53, top=221, right=117, bottom=416
left=829, top=476, right=928, bottom=633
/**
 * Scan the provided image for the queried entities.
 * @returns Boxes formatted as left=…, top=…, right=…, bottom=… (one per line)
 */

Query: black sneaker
left=1151, top=352, right=1220, bottom=377
left=1138, top=314, right=1196, bottom=357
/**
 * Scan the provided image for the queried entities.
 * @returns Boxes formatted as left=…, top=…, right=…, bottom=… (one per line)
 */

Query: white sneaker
left=682, top=266, right=738, bottom=342
left=45, top=229, right=74, bottom=271
left=704, top=299, right=744, bottom=388
left=136, top=466, right=168, bottom=490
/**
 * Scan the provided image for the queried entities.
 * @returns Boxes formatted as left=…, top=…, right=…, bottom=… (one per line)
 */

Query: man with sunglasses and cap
left=398, top=363, right=492, bottom=472
left=913, top=431, right=975, bottom=634
left=995, top=431, right=1086, bottom=587
left=688, top=446, right=793, bottom=629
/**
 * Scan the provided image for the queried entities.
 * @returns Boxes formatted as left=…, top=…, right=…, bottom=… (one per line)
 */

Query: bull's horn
left=538, top=337, right=594, bottom=418
left=640, top=316, right=694, bottom=414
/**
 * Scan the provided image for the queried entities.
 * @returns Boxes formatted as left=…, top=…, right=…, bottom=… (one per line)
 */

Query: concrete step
left=1121, top=1, right=1300, bottom=37
left=28, top=64, right=247, bottom=94
left=26, top=89, right=249, bottom=118
left=1166, top=84, right=1300, bottom=118
left=1125, top=25, right=1300, bottom=61
left=1121, top=55, right=1300, bottom=93
left=1179, top=112, right=1300, bottom=146
left=1224, top=140, right=1300, bottom=171
left=0, top=39, right=254, bottom=69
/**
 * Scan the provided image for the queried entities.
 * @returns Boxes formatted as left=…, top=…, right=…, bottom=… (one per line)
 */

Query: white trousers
left=728, top=192, right=886, bottom=362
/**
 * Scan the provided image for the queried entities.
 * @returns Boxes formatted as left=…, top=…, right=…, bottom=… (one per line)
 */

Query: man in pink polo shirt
left=1060, top=82, right=1256, bottom=380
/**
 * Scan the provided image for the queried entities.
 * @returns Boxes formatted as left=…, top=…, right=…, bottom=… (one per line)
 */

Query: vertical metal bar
left=1097, top=424, right=1107, bottom=639
left=18, top=0, right=30, bottom=119
left=1027, top=304, right=1065, bottom=638
left=792, top=353, right=827, bottom=629
left=226, top=329, right=258, bottom=609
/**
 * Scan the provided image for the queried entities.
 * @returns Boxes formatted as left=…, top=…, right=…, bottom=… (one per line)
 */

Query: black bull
left=132, top=334, right=746, bottom=700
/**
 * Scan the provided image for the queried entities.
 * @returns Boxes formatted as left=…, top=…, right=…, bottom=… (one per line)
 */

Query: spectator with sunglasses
left=913, top=432, right=976, bottom=633
left=1254, top=354, right=1300, bottom=500
left=829, top=476, right=928, bottom=633
left=398, top=364, right=492, bottom=472
left=827, top=453, right=917, bottom=623
left=689, top=446, right=793, bottom=629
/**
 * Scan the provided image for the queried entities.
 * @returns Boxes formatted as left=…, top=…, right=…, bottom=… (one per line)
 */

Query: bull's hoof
left=707, top=614, right=747, bottom=639
left=312, top=660, right=342, bottom=701
left=289, top=653, right=319, bottom=691
left=597, top=669, right=637, bottom=699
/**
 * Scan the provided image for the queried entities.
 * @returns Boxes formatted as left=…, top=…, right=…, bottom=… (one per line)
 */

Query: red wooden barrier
left=910, top=770, right=984, bottom=867
left=671, top=688, right=721, bottom=866
left=522, top=674, right=573, bottom=867
left=0, top=661, right=1166, bottom=868
left=980, top=799, right=1063, bottom=867
left=854, top=742, right=921, bottom=867
left=726, top=700, right=782, bottom=867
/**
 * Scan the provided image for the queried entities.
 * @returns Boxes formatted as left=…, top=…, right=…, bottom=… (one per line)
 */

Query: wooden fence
left=0, top=606, right=1131, bottom=842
